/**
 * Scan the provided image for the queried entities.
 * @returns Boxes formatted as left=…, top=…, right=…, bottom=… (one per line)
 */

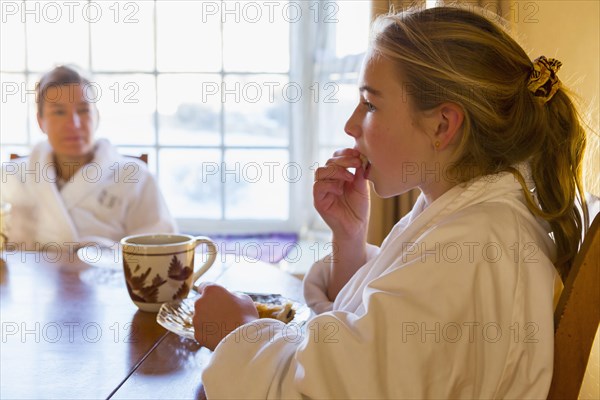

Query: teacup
left=120, top=233, right=218, bottom=312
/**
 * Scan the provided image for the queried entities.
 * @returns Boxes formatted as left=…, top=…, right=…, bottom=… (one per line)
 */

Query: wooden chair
left=9, top=153, right=148, bottom=164
left=548, top=213, right=600, bottom=399
left=134, top=153, right=148, bottom=164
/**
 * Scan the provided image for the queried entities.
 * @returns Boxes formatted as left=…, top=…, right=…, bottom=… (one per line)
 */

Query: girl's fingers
left=313, top=180, right=344, bottom=200
left=314, top=164, right=355, bottom=182
left=331, top=148, right=360, bottom=158
left=324, top=156, right=362, bottom=170
left=315, top=149, right=364, bottom=182
left=194, top=281, right=218, bottom=295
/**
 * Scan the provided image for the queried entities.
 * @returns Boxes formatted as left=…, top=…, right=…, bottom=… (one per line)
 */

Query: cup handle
left=191, top=236, right=218, bottom=285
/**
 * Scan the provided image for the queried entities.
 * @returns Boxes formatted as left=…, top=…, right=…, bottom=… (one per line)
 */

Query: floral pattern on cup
left=124, top=254, right=197, bottom=303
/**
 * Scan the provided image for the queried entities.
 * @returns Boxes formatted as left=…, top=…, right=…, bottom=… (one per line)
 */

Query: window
left=307, top=0, right=371, bottom=232
left=0, top=0, right=371, bottom=235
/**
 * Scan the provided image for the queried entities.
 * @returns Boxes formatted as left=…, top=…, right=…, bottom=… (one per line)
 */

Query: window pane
left=1, top=9, right=25, bottom=70
left=159, top=149, right=222, bottom=219
left=156, top=1, right=221, bottom=72
left=223, top=74, right=289, bottom=147
left=158, top=74, right=221, bottom=146
left=25, top=1, right=89, bottom=71
left=224, top=149, right=289, bottom=220
left=335, top=1, right=370, bottom=58
left=222, top=2, right=289, bottom=72
left=91, top=2, right=154, bottom=71
left=26, top=74, right=47, bottom=145
left=1, top=74, right=28, bottom=144
left=318, top=82, right=356, bottom=148
left=94, top=74, right=156, bottom=145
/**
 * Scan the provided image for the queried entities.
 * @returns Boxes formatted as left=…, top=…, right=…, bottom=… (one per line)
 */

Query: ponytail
left=527, top=87, right=588, bottom=279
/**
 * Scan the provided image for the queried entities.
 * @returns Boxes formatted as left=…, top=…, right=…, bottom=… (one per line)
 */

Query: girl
left=193, top=6, right=589, bottom=398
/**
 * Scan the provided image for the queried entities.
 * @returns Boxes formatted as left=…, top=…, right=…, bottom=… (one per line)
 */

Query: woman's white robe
left=1, top=139, right=176, bottom=249
left=202, top=168, right=558, bottom=399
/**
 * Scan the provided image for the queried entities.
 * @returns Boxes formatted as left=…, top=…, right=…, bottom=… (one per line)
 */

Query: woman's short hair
left=36, top=65, right=94, bottom=116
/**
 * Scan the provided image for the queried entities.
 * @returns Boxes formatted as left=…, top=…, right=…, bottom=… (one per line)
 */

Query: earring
left=434, top=141, right=441, bottom=149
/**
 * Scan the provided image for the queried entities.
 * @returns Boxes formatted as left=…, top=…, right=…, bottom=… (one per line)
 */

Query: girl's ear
left=433, top=102, right=464, bottom=150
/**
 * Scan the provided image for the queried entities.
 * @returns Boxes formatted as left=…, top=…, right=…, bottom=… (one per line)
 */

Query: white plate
left=76, top=245, right=122, bottom=270
left=157, top=293, right=311, bottom=341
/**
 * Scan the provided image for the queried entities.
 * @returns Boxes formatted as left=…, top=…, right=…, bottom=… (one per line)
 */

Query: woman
left=192, top=6, right=589, bottom=398
left=2, top=66, right=176, bottom=250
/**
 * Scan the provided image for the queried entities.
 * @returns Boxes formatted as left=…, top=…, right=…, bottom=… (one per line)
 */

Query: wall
left=513, top=0, right=599, bottom=196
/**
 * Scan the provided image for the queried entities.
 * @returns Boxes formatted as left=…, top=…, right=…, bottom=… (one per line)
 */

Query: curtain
left=371, top=0, right=419, bottom=18
left=372, top=0, right=512, bottom=18
left=366, top=0, right=509, bottom=246
left=450, top=1, right=515, bottom=32
left=470, top=0, right=512, bottom=19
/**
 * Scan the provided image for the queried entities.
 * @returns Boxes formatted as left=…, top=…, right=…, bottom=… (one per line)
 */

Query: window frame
left=0, top=0, right=324, bottom=235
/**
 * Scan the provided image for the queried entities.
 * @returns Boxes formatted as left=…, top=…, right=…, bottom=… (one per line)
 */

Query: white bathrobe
left=1, top=139, right=176, bottom=250
left=202, top=167, right=558, bottom=399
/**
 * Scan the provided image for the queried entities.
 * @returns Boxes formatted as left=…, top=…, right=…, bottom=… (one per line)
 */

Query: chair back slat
left=548, top=213, right=600, bottom=399
left=136, top=153, right=148, bottom=164
left=9, top=153, right=148, bottom=164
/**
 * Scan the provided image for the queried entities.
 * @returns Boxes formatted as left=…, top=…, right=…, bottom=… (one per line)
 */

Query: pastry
left=359, top=154, right=369, bottom=169
left=255, top=301, right=296, bottom=323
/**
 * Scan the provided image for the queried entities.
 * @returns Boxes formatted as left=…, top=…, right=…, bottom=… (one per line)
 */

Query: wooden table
left=0, top=250, right=304, bottom=399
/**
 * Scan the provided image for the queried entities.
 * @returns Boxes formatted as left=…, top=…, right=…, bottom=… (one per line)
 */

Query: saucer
left=157, top=293, right=311, bottom=341
left=76, top=245, right=122, bottom=270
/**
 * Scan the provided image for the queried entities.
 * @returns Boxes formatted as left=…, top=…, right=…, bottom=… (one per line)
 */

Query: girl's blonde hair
left=372, top=6, right=588, bottom=279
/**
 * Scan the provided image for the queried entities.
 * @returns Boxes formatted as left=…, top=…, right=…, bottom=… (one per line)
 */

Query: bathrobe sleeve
left=120, top=160, right=177, bottom=236
left=201, top=206, right=556, bottom=399
left=303, top=243, right=380, bottom=314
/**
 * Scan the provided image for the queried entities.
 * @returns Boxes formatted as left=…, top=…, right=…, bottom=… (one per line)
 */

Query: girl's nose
left=344, top=107, right=361, bottom=138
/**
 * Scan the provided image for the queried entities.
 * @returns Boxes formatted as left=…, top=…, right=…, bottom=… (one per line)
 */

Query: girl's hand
left=193, top=283, right=259, bottom=351
left=313, top=148, right=370, bottom=240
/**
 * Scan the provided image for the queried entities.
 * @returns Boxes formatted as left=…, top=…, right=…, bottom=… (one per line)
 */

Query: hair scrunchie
left=527, top=56, right=562, bottom=103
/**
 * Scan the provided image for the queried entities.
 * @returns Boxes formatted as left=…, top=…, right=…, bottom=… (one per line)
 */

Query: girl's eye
left=52, top=110, right=65, bottom=115
left=78, top=108, right=90, bottom=114
left=362, top=101, right=375, bottom=112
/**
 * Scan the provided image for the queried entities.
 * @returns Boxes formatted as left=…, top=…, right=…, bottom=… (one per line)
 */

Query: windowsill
left=177, top=226, right=332, bottom=280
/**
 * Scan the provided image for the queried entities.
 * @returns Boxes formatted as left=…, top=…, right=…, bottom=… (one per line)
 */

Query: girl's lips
left=363, top=160, right=371, bottom=179
left=64, top=136, right=84, bottom=142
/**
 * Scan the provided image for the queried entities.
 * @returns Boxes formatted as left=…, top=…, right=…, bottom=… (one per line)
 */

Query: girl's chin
left=371, top=180, right=414, bottom=199
left=370, top=179, right=391, bottom=198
